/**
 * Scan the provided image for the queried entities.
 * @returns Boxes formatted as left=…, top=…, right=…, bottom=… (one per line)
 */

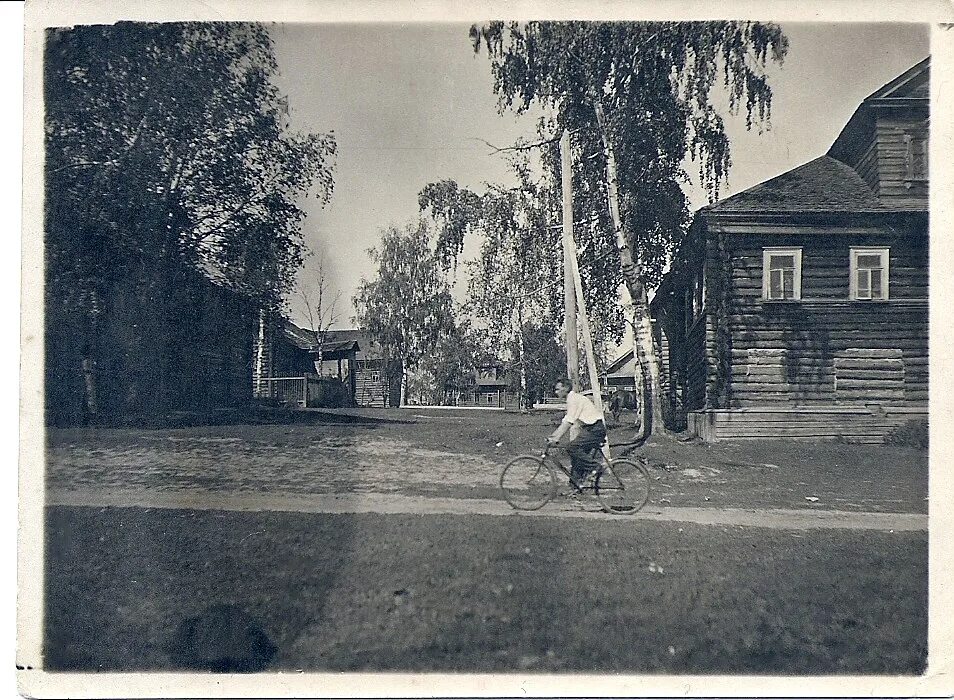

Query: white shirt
left=562, top=390, right=603, bottom=427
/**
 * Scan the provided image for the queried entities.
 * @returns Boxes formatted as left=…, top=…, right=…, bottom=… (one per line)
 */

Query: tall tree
left=45, top=22, right=336, bottom=416
left=420, top=175, right=549, bottom=407
left=46, top=21, right=336, bottom=306
left=413, top=317, right=489, bottom=406
left=470, top=21, right=788, bottom=432
left=420, top=162, right=623, bottom=407
left=353, top=222, right=455, bottom=407
left=512, top=321, right=568, bottom=406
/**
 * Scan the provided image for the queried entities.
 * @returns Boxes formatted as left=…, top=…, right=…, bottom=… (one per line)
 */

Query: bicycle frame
left=500, top=443, right=651, bottom=514
left=539, top=443, right=607, bottom=482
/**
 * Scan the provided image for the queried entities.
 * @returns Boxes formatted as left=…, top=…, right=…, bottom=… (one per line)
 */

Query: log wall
left=873, top=114, right=928, bottom=210
left=721, top=227, right=928, bottom=408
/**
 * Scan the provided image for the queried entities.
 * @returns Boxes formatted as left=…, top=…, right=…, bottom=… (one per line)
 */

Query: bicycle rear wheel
left=500, top=456, right=556, bottom=511
left=595, top=457, right=651, bottom=514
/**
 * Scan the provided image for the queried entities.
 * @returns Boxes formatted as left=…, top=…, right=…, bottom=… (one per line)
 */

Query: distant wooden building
left=321, top=329, right=396, bottom=408
left=252, top=321, right=362, bottom=408
left=651, top=58, right=929, bottom=442
left=602, top=351, right=639, bottom=393
left=456, top=365, right=517, bottom=409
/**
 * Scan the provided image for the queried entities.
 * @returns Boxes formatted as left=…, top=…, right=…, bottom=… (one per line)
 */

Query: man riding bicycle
left=546, top=377, right=607, bottom=492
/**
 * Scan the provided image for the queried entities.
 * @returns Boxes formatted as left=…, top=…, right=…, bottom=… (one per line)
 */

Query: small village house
left=649, top=58, right=929, bottom=442
left=455, top=364, right=517, bottom=409
left=321, top=329, right=393, bottom=407
left=251, top=321, right=363, bottom=408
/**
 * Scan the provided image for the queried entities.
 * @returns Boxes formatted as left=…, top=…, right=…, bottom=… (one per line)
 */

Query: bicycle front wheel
left=500, top=455, right=556, bottom=511
left=595, top=458, right=651, bottom=514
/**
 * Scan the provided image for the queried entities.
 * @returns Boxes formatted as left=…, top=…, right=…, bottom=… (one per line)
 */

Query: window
left=762, top=248, right=802, bottom=301
left=850, top=247, right=889, bottom=300
left=904, top=133, right=928, bottom=182
left=684, top=264, right=706, bottom=333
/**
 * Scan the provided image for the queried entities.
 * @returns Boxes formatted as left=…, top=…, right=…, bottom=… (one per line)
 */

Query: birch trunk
left=516, top=300, right=527, bottom=410
left=590, top=98, right=665, bottom=434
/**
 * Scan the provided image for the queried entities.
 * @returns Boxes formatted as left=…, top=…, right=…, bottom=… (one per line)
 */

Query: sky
left=269, top=22, right=929, bottom=329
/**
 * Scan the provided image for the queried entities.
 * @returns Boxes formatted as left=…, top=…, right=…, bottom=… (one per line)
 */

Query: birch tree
left=470, top=20, right=788, bottom=433
left=353, top=222, right=455, bottom=407
left=420, top=173, right=562, bottom=409
left=295, top=253, right=342, bottom=373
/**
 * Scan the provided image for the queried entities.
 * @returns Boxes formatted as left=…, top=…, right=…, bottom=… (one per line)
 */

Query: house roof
left=323, top=329, right=368, bottom=346
left=702, top=155, right=885, bottom=215
left=282, top=322, right=360, bottom=355
left=603, top=348, right=635, bottom=376
left=862, top=55, right=929, bottom=101
left=282, top=321, right=319, bottom=351
left=707, top=59, right=929, bottom=217
left=324, top=328, right=384, bottom=360
left=828, top=57, right=929, bottom=168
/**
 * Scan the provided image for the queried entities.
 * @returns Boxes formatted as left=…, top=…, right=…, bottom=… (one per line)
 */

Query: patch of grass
left=45, top=506, right=927, bottom=674
left=884, top=419, right=929, bottom=450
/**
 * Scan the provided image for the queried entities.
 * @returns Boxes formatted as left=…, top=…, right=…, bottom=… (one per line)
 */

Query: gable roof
left=282, top=321, right=319, bottom=351
left=323, top=329, right=367, bottom=346
left=829, top=57, right=929, bottom=167
left=603, top=348, right=635, bottom=376
left=703, top=156, right=885, bottom=214
left=865, top=56, right=929, bottom=101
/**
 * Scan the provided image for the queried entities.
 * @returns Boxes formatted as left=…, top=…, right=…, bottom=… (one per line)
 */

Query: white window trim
left=849, top=247, right=890, bottom=301
left=762, top=247, right=803, bottom=301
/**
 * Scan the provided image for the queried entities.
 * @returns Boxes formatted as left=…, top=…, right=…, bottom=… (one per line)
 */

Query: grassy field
left=45, top=505, right=927, bottom=674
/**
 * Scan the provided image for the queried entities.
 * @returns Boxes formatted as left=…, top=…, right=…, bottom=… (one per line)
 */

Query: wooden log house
left=650, top=58, right=929, bottom=442
left=251, top=321, right=364, bottom=408
left=320, top=329, right=395, bottom=408
left=46, top=264, right=257, bottom=425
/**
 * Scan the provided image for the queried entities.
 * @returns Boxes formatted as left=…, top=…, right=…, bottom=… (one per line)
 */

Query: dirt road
left=47, top=485, right=926, bottom=531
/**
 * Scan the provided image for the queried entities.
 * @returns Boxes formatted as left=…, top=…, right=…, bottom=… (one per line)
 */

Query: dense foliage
left=409, top=319, right=491, bottom=405
left=44, top=22, right=336, bottom=421
left=353, top=222, right=455, bottom=405
left=46, top=22, right=336, bottom=310
left=469, top=20, right=788, bottom=429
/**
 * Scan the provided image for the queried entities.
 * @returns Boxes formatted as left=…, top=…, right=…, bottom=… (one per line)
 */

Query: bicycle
left=499, top=443, right=651, bottom=515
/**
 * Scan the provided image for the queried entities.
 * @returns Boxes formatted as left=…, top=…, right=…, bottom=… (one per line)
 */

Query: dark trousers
left=568, top=420, right=607, bottom=485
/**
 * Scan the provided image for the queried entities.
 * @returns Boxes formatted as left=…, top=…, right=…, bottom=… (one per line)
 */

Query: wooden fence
left=260, top=374, right=323, bottom=408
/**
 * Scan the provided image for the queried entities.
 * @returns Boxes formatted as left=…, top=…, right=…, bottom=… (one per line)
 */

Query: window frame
left=903, top=132, right=928, bottom=183
left=684, top=263, right=706, bottom=335
left=762, top=247, right=803, bottom=301
left=849, top=247, right=890, bottom=301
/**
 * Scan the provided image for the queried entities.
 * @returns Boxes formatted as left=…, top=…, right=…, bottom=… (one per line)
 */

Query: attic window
left=762, top=247, right=802, bottom=301
left=904, top=133, right=928, bottom=182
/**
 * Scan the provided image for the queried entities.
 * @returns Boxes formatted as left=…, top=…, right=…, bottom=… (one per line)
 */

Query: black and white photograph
left=16, top=1, right=954, bottom=696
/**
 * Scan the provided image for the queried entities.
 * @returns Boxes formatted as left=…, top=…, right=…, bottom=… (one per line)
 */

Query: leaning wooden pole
left=560, top=129, right=580, bottom=389
left=568, top=232, right=612, bottom=460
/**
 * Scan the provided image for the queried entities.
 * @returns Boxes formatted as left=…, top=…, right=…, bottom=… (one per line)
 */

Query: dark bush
left=884, top=419, right=928, bottom=449
left=309, top=378, right=353, bottom=408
